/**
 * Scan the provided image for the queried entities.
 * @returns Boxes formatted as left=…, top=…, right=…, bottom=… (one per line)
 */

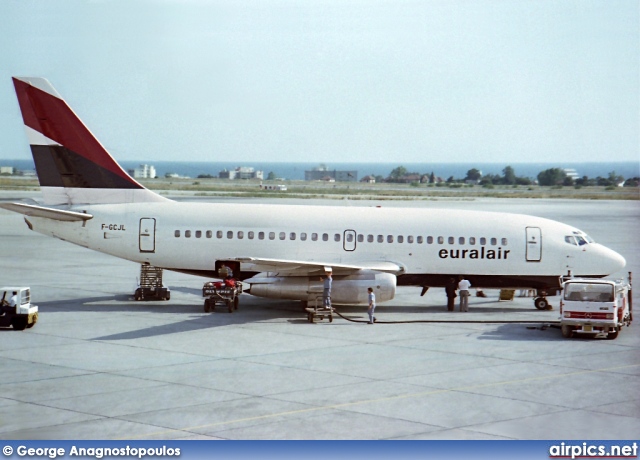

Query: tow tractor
left=203, top=279, right=243, bottom=313
left=0, top=287, right=38, bottom=330
left=560, top=274, right=632, bottom=340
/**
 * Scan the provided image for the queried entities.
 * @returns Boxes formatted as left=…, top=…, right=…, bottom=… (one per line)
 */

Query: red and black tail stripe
left=13, top=77, right=142, bottom=190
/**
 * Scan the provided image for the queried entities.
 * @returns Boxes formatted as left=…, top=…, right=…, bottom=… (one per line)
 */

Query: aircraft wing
left=233, top=256, right=406, bottom=276
left=0, top=202, right=93, bottom=222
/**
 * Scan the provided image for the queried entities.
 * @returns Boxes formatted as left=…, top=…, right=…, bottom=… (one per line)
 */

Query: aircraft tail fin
left=12, top=77, right=168, bottom=205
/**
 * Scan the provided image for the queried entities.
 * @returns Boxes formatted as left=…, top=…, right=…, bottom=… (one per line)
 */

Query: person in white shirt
left=458, top=277, right=471, bottom=312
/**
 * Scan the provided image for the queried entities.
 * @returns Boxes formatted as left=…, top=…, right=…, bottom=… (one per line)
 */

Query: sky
left=0, top=0, right=638, bottom=164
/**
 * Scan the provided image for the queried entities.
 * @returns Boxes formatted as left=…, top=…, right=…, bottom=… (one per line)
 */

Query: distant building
left=305, top=165, right=357, bottom=182
left=219, top=166, right=264, bottom=180
left=0, top=166, right=15, bottom=175
left=563, top=169, right=580, bottom=181
left=360, top=175, right=376, bottom=183
left=128, top=164, right=156, bottom=179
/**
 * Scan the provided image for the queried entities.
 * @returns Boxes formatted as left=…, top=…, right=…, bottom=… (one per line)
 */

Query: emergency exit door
left=139, top=218, right=156, bottom=253
left=526, top=227, right=541, bottom=262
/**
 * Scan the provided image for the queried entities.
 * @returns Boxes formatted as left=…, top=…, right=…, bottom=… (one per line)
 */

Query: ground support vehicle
left=560, top=276, right=632, bottom=340
left=305, top=294, right=333, bottom=323
left=0, top=287, right=38, bottom=330
left=134, top=265, right=170, bottom=301
left=203, top=280, right=243, bottom=313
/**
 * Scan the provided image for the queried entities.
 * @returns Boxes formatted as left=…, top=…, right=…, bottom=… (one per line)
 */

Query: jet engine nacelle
left=246, top=270, right=396, bottom=305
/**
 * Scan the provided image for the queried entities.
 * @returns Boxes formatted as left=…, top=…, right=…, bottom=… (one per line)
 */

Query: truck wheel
left=204, top=300, right=211, bottom=313
left=606, top=328, right=619, bottom=340
left=165, top=292, right=170, bottom=301
left=26, top=312, right=38, bottom=328
left=233, top=296, right=239, bottom=310
left=227, top=300, right=233, bottom=313
left=561, top=324, right=574, bottom=338
left=534, top=297, right=549, bottom=310
left=12, top=317, right=28, bottom=331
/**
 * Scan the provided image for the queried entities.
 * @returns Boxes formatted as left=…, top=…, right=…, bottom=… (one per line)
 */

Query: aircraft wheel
left=165, top=292, right=170, bottom=301
left=561, top=324, right=574, bottom=338
left=329, top=315, right=333, bottom=323
left=606, top=328, right=619, bottom=340
left=534, top=297, right=549, bottom=310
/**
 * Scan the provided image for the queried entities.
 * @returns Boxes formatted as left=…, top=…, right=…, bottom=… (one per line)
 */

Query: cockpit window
left=575, top=235, right=587, bottom=246
left=570, top=231, right=594, bottom=245
left=564, top=236, right=577, bottom=245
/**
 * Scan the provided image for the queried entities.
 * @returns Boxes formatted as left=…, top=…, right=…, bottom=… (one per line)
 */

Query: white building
left=219, top=166, right=264, bottom=180
left=128, top=164, right=156, bottom=179
left=0, top=166, right=15, bottom=175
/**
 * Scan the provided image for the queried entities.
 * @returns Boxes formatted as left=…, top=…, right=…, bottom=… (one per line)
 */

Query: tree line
left=384, top=165, right=638, bottom=187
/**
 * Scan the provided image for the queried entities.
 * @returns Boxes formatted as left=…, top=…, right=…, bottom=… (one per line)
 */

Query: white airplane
left=1, top=77, right=627, bottom=310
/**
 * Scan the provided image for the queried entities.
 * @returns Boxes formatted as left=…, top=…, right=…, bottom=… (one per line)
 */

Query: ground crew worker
left=322, top=271, right=332, bottom=310
left=458, top=277, right=471, bottom=312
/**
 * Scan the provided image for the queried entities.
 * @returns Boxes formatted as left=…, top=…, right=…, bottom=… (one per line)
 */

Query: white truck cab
left=560, top=278, right=632, bottom=340
left=0, top=287, right=39, bottom=330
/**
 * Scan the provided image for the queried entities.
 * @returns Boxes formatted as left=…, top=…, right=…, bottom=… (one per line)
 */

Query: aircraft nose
left=603, top=246, right=626, bottom=274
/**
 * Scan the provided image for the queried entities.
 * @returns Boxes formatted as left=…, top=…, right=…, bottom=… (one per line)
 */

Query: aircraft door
left=343, top=230, right=356, bottom=251
left=526, top=227, right=541, bottom=262
left=139, top=218, right=156, bottom=253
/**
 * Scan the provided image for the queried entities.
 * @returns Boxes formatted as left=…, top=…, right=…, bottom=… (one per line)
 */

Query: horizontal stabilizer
left=0, top=202, right=93, bottom=222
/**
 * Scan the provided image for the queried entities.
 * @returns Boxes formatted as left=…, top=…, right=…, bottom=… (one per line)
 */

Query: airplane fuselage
left=26, top=201, right=623, bottom=295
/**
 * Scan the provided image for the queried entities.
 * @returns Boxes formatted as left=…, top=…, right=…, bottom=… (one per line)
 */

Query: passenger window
left=185, top=230, right=191, bottom=238
left=238, top=231, right=244, bottom=239
left=426, top=236, right=432, bottom=244
left=290, top=232, right=296, bottom=240
left=357, top=234, right=364, bottom=243
left=387, top=235, right=394, bottom=243
left=437, top=236, right=444, bottom=244
left=279, top=232, right=286, bottom=240
left=248, top=231, right=254, bottom=239
left=448, top=237, right=454, bottom=244
left=501, top=238, right=508, bottom=245
left=377, top=235, right=384, bottom=243
left=217, top=230, right=223, bottom=239
left=368, top=235, right=374, bottom=243
left=206, top=230, right=212, bottom=238
left=227, top=231, right=233, bottom=239
left=407, top=236, right=413, bottom=243
left=174, top=230, right=180, bottom=238
left=398, top=235, right=403, bottom=243
left=347, top=233, right=354, bottom=243
left=259, top=231, right=265, bottom=240
left=480, top=237, right=486, bottom=245
left=301, top=233, right=307, bottom=241
left=196, top=230, right=202, bottom=238
left=334, top=234, right=341, bottom=242
left=269, top=232, right=275, bottom=240
left=469, top=237, right=476, bottom=245
left=322, top=233, right=329, bottom=241
left=417, top=236, right=424, bottom=244
left=312, top=233, right=318, bottom=241
left=459, top=237, right=464, bottom=245
left=490, top=238, right=497, bottom=245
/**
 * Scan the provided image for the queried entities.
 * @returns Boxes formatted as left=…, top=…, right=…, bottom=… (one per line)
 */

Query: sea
left=2, top=159, right=638, bottom=181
